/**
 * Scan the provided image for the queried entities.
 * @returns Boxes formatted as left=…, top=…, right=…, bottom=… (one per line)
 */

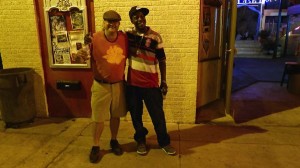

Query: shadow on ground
left=145, top=124, right=267, bottom=155
left=232, top=82, right=300, bottom=123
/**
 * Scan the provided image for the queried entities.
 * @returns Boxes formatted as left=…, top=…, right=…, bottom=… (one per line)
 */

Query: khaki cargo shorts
left=91, top=80, right=127, bottom=122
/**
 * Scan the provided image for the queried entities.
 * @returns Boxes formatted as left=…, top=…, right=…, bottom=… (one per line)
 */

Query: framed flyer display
left=44, top=0, right=90, bottom=68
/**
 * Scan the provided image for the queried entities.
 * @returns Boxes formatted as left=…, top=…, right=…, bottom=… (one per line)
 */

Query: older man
left=77, top=10, right=128, bottom=163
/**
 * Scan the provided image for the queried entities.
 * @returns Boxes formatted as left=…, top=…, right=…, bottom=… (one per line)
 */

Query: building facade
left=0, top=0, right=201, bottom=123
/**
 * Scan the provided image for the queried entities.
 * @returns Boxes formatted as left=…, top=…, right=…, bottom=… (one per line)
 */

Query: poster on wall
left=200, top=5, right=221, bottom=61
left=203, top=7, right=211, bottom=32
left=202, top=33, right=210, bottom=57
left=56, top=31, right=69, bottom=44
left=46, top=5, right=89, bottom=68
left=71, top=10, right=84, bottom=30
left=201, top=7, right=212, bottom=59
left=53, top=48, right=71, bottom=64
left=49, top=15, right=67, bottom=37
left=68, top=30, right=85, bottom=63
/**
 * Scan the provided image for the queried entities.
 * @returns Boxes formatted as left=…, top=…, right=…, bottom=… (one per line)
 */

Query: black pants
left=126, top=85, right=170, bottom=147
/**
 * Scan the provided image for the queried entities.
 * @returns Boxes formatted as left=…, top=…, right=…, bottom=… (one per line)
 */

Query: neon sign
left=238, top=0, right=262, bottom=3
left=238, top=0, right=279, bottom=3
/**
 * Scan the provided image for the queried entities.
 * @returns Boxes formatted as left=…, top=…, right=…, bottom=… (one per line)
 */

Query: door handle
left=226, top=48, right=237, bottom=55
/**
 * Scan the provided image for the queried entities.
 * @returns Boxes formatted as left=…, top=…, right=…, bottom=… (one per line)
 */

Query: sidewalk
left=0, top=109, right=300, bottom=168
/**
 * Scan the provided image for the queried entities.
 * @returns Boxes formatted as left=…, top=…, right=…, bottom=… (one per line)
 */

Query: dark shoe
left=110, top=139, right=123, bottom=155
left=136, top=142, right=147, bottom=155
left=161, top=145, right=176, bottom=155
left=89, top=146, right=101, bottom=163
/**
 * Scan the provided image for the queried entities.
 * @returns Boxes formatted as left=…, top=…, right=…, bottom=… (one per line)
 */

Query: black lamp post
left=273, top=0, right=284, bottom=58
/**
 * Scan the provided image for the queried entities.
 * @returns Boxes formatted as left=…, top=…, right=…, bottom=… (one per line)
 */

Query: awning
left=287, top=4, right=300, bottom=15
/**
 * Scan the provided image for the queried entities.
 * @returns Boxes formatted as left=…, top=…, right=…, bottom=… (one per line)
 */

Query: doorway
left=196, top=0, right=236, bottom=123
left=231, top=1, right=299, bottom=123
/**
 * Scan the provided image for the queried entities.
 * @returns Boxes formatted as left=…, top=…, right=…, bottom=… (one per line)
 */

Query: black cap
left=129, top=6, right=149, bottom=19
left=103, top=10, right=121, bottom=21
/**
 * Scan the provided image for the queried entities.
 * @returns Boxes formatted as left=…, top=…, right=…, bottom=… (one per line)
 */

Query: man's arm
left=159, top=59, right=168, bottom=96
left=159, top=60, right=167, bottom=84
left=156, top=47, right=168, bottom=95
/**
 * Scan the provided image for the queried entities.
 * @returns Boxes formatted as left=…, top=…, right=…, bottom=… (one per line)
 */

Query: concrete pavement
left=0, top=108, right=300, bottom=168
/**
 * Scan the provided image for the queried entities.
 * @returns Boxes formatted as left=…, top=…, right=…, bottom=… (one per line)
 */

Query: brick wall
left=94, top=0, right=199, bottom=123
left=0, top=0, right=48, bottom=117
left=0, top=0, right=199, bottom=123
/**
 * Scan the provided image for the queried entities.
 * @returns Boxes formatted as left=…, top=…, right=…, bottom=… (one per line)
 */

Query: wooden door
left=196, top=0, right=237, bottom=121
left=223, top=0, right=237, bottom=114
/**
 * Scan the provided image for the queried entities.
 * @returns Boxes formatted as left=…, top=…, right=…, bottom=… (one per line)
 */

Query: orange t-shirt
left=91, top=31, right=127, bottom=83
